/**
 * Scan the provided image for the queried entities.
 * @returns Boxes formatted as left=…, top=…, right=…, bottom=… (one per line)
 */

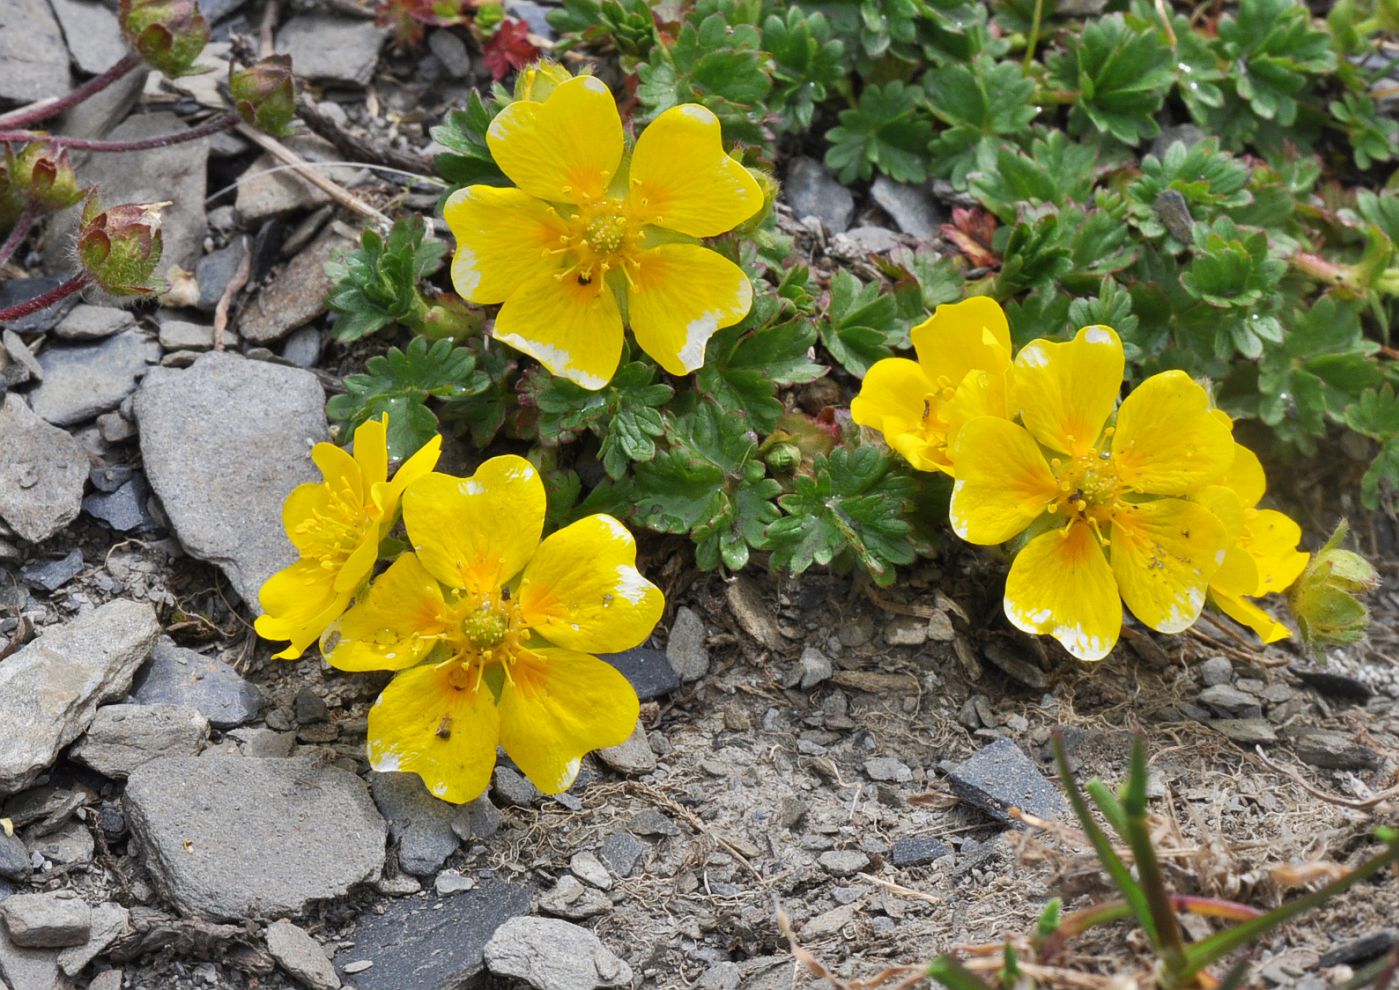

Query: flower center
left=1048, top=432, right=1125, bottom=539
left=462, top=603, right=510, bottom=648
left=294, top=476, right=368, bottom=571
left=561, top=199, right=640, bottom=284
left=444, top=591, right=527, bottom=692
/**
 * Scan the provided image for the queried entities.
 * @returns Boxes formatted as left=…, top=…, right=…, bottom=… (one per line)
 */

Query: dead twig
left=623, top=781, right=769, bottom=887
left=1253, top=746, right=1399, bottom=811
left=212, top=237, right=251, bottom=350
left=235, top=124, right=391, bottom=228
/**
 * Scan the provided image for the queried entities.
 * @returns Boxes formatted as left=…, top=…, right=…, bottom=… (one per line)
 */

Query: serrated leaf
left=1046, top=13, right=1175, bottom=145
left=325, top=217, right=446, bottom=343
left=523, top=361, right=673, bottom=479
left=824, top=81, right=934, bottom=184
left=698, top=299, right=826, bottom=434
left=969, top=132, right=1098, bottom=221
left=1215, top=0, right=1334, bottom=128
left=817, top=269, right=904, bottom=376
left=925, top=55, right=1037, bottom=187
left=431, top=91, right=508, bottom=191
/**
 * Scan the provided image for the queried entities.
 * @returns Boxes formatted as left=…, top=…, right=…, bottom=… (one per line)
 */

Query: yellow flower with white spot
left=322, top=455, right=663, bottom=802
left=1200, top=442, right=1310, bottom=643
left=255, top=418, right=441, bottom=660
left=949, top=325, right=1236, bottom=661
left=850, top=296, right=1014, bottom=474
left=443, top=74, right=763, bottom=390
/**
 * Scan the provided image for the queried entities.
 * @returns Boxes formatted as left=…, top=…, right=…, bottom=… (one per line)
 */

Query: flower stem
left=0, top=205, right=39, bottom=270
left=0, top=54, right=141, bottom=130
left=0, top=113, right=239, bottom=153
left=1022, top=0, right=1045, bottom=71
left=0, top=272, right=90, bottom=323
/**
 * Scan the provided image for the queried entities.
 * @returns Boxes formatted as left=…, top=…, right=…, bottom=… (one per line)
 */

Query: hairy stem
left=0, top=272, right=90, bottom=323
left=0, top=54, right=141, bottom=130
left=0, top=113, right=239, bottom=153
left=0, top=205, right=39, bottom=270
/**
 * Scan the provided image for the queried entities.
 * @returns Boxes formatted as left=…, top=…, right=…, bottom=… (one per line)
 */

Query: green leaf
left=925, top=55, right=1037, bottom=187
left=1126, top=139, right=1252, bottom=243
left=1344, top=384, right=1399, bottom=508
left=1047, top=13, right=1175, bottom=145
left=824, top=81, right=934, bottom=184
left=698, top=296, right=826, bottom=434
left=1355, top=190, right=1399, bottom=245
left=431, top=91, right=508, bottom=191
left=324, top=217, right=446, bottom=343
left=969, top=131, right=1098, bottom=221
left=523, top=361, right=673, bottom=479
left=1215, top=0, right=1335, bottom=128
left=817, top=269, right=904, bottom=376
left=1331, top=92, right=1399, bottom=171
left=547, top=0, right=657, bottom=58
left=1180, top=217, right=1287, bottom=310
left=993, top=211, right=1074, bottom=297
left=763, top=8, right=845, bottom=134
left=326, top=337, right=489, bottom=459
left=766, top=445, right=916, bottom=586
left=888, top=251, right=966, bottom=321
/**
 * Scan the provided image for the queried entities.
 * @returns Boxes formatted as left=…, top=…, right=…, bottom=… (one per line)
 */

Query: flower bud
left=475, top=1, right=504, bottom=33
left=119, top=0, right=209, bottom=77
left=513, top=60, right=573, bottom=102
left=1286, top=520, right=1378, bottom=655
left=733, top=166, right=778, bottom=236
left=77, top=198, right=167, bottom=296
left=5, top=143, right=84, bottom=213
left=763, top=441, right=801, bottom=473
left=230, top=55, right=297, bottom=137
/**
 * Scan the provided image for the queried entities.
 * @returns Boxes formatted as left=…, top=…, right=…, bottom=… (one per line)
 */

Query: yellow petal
left=282, top=482, right=332, bottom=554
left=1217, top=442, right=1266, bottom=508
left=1014, top=324, right=1123, bottom=456
left=403, top=457, right=546, bottom=594
left=486, top=75, right=623, bottom=205
left=910, top=296, right=1012, bottom=386
left=255, top=559, right=351, bottom=660
left=1212, top=547, right=1261, bottom=598
left=333, top=529, right=381, bottom=594
left=1195, top=484, right=1246, bottom=546
left=1004, top=521, right=1121, bottom=662
left=353, top=415, right=389, bottom=490
left=497, top=647, right=639, bottom=793
left=1110, top=497, right=1226, bottom=634
left=1111, top=371, right=1234, bottom=495
left=494, top=269, right=624, bottom=390
left=367, top=661, right=501, bottom=804
left=1244, top=508, right=1309, bottom=594
left=325, top=553, right=448, bottom=672
left=311, top=441, right=363, bottom=504
left=949, top=417, right=1059, bottom=544
left=851, top=358, right=948, bottom=473
left=1211, top=588, right=1293, bottom=644
left=444, top=185, right=570, bottom=304
left=943, top=366, right=1012, bottom=454
left=625, top=244, right=752, bottom=376
left=373, top=433, right=444, bottom=519
left=627, top=104, right=762, bottom=237
left=517, top=514, right=664, bottom=654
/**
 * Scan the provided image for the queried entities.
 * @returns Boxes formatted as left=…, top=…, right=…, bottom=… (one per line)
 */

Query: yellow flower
left=949, top=325, right=1236, bottom=661
left=323, top=455, right=663, bottom=802
left=255, top=418, right=441, bottom=660
left=443, top=74, right=763, bottom=390
left=1200, top=442, right=1309, bottom=643
left=850, top=296, right=1014, bottom=474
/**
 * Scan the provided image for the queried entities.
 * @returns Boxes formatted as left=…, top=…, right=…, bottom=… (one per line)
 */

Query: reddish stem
left=0, top=272, right=90, bottom=324
left=0, top=54, right=141, bottom=130
left=0, top=205, right=39, bottom=270
left=0, top=113, right=239, bottom=153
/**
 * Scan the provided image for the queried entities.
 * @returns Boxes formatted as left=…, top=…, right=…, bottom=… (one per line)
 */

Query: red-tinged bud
left=119, top=0, right=209, bottom=77
left=77, top=198, right=167, bottom=296
left=229, top=55, right=298, bottom=136
left=5, top=143, right=85, bottom=213
left=513, top=60, right=573, bottom=102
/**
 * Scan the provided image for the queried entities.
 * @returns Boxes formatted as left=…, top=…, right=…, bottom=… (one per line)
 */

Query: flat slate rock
left=129, top=637, right=262, bottom=728
left=134, top=351, right=326, bottom=610
left=0, top=0, right=71, bottom=103
left=123, top=756, right=387, bottom=921
left=70, top=703, right=209, bottom=779
left=0, top=600, right=160, bottom=795
left=335, top=880, right=532, bottom=990
left=239, top=229, right=348, bottom=343
left=47, top=0, right=127, bottom=75
left=944, top=737, right=1067, bottom=826
left=275, top=15, right=386, bottom=86
left=370, top=772, right=460, bottom=877
left=53, top=304, right=136, bottom=341
left=0, top=394, right=89, bottom=544
left=597, top=647, right=679, bottom=701
left=29, top=330, right=160, bottom=427
left=484, top=917, right=632, bottom=990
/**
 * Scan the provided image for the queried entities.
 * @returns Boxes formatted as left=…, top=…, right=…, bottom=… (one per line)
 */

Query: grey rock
left=0, top=833, right=31, bottom=881
left=702, top=961, right=741, bottom=990
left=666, top=607, right=710, bottom=682
left=944, top=737, right=1067, bottom=825
left=29, top=331, right=159, bottom=427
left=870, top=176, right=941, bottom=238
left=492, top=767, right=538, bottom=807
left=27, top=821, right=94, bottom=867
left=19, top=550, right=83, bottom=591
left=801, top=903, right=855, bottom=938
left=484, top=917, right=632, bottom=990
left=276, top=16, right=386, bottom=86
left=785, top=157, right=853, bottom=232
left=0, top=394, right=89, bottom=543
left=281, top=326, right=323, bottom=369
left=597, top=832, right=644, bottom=877
left=294, top=686, right=330, bottom=725
left=56, top=902, right=128, bottom=977
left=135, top=351, right=327, bottom=608
left=129, top=637, right=263, bottom=729
left=791, top=646, right=832, bottom=690
left=450, top=794, right=503, bottom=843
left=95, top=411, right=135, bottom=442
left=863, top=756, right=912, bottom=783
left=123, top=756, right=388, bottom=920
left=0, top=0, right=71, bottom=103
left=370, top=772, right=460, bottom=877
left=597, top=647, right=679, bottom=700
left=1291, top=667, right=1373, bottom=703
left=53, top=304, right=135, bottom=341
left=569, top=851, right=612, bottom=890
left=89, top=969, right=124, bottom=990
left=883, top=615, right=928, bottom=647
left=157, top=320, right=216, bottom=352
left=0, top=892, right=89, bottom=948
left=596, top=724, right=657, bottom=775
left=1210, top=718, right=1278, bottom=744
left=1198, top=656, right=1234, bottom=687
left=47, top=0, right=126, bottom=74
left=235, top=138, right=338, bottom=223
left=537, top=875, right=611, bottom=920
left=83, top=474, right=157, bottom=533
left=0, top=599, right=159, bottom=795
left=226, top=726, right=295, bottom=758
left=1320, top=931, right=1397, bottom=968
left=1198, top=684, right=1262, bottom=719
left=427, top=29, right=471, bottom=77
left=627, top=808, right=679, bottom=837
left=504, top=0, right=554, bottom=37
left=240, top=229, right=348, bottom=344
left=266, top=919, right=341, bottom=990
left=195, top=239, right=248, bottom=312
left=434, top=871, right=476, bottom=896
left=3, top=281, right=78, bottom=339
left=3, top=328, right=45, bottom=383
left=70, top=703, right=208, bottom=779
left=336, top=880, right=532, bottom=990
left=891, top=835, right=952, bottom=868
left=0, top=919, right=64, bottom=990
left=1286, top=727, right=1379, bottom=770
left=817, top=849, right=869, bottom=877
left=832, top=225, right=900, bottom=256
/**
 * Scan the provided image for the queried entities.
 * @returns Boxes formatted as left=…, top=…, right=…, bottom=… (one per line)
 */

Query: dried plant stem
left=0, top=205, right=39, bottom=270
left=0, top=54, right=140, bottom=130
left=0, top=113, right=239, bottom=153
left=0, top=272, right=90, bottom=323
left=234, top=124, right=390, bottom=228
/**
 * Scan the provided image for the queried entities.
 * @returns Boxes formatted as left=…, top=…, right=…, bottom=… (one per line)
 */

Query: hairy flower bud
left=513, top=59, right=573, bottom=103
left=119, top=0, right=209, bottom=77
left=230, top=55, right=297, bottom=137
left=77, top=198, right=167, bottom=296
left=1286, top=520, right=1379, bottom=655
left=5, top=143, right=84, bottom=213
